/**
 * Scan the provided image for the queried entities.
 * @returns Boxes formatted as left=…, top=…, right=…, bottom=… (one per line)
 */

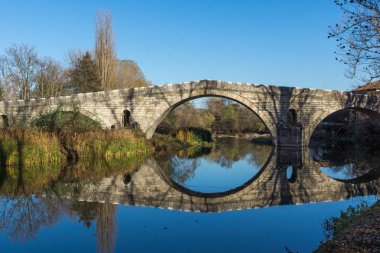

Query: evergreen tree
left=69, top=52, right=101, bottom=93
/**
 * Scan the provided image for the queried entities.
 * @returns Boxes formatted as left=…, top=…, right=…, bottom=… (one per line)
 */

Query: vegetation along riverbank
left=315, top=200, right=380, bottom=252
left=0, top=127, right=151, bottom=195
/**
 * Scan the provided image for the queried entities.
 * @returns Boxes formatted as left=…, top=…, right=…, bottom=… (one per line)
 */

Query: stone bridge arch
left=139, top=87, right=277, bottom=144
left=2, top=79, right=380, bottom=147
left=306, top=106, right=380, bottom=147
left=34, top=105, right=109, bottom=128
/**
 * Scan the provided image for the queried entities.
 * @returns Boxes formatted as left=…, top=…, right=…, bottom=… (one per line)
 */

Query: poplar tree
left=95, top=10, right=116, bottom=91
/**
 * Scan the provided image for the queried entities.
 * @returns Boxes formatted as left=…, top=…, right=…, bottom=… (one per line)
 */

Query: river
left=0, top=138, right=379, bottom=252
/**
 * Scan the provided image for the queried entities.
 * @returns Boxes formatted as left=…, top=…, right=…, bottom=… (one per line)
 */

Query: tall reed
left=0, top=129, right=62, bottom=166
left=69, top=129, right=152, bottom=159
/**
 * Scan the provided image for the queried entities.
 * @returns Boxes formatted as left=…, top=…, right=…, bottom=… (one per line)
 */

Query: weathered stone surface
left=1, top=80, right=380, bottom=146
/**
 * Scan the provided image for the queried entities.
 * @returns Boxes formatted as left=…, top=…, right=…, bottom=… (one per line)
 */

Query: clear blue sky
left=0, top=0, right=356, bottom=90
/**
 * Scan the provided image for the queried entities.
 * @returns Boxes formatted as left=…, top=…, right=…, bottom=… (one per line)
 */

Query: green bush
left=32, top=107, right=102, bottom=133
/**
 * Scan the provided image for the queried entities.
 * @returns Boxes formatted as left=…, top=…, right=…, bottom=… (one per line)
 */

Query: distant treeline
left=156, top=98, right=268, bottom=136
left=0, top=11, right=150, bottom=101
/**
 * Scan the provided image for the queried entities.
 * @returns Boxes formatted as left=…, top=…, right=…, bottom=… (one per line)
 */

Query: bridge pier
left=277, top=124, right=303, bottom=147
left=276, top=108, right=304, bottom=147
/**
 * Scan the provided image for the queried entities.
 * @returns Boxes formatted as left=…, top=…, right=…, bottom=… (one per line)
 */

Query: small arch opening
left=0, top=115, right=9, bottom=128
left=123, top=109, right=131, bottom=128
left=287, top=109, right=297, bottom=127
left=278, top=109, right=302, bottom=147
left=124, top=174, right=132, bottom=184
left=309, top=108, right=380, bottom=148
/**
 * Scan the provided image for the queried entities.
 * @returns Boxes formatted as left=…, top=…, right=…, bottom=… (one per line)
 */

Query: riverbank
left=315, top=200, right=380, bottom=252
left=0, top=127, right=220, bottom=166
left=212, top=133, right=272, bottom=144
left=0, top=128, right=153, bottom=195
left=151, top=133, right=213, bottom=154
left=0, top=128, right=153, bottom=165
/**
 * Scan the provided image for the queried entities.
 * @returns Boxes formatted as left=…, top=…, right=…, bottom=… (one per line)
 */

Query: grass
left=67, top=129, right=153, bottom=159
left=0, top=129, right=152, bottom=164
left=0, top=128, right=62, bottom=167
left=0, top=106, right=154, bottom=195
left=0, top=128, right=153, bottom=195
left=175, top=128, right=212, bottom=145
left=152, top=129, right=213, bottom=154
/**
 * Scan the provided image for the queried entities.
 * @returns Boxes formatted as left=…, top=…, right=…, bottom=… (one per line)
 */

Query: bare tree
left=0, top=56, right=11, bottom=100
left=34, top=57, right=65, bottom=98
left=95, top=10, right=116, bottom=91
left=0, top=44, right=40, bottom=100
left=66, top=49, right=84, bottom=68
left=115, top=60, right=150, bottom=88
left=329, top=0, right=380, bottom=82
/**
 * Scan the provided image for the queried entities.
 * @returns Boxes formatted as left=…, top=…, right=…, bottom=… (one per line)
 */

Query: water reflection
left=310, top=143, right=380, bottom=182
left=0, top=140, right=379, bottom=250
left=33, top=141, right=379, bottom=213
left=156, top=139, right=273, bottom=193
left=0, top=195, right=62, bottom=242
left=0, top=195, right=117, bottom=253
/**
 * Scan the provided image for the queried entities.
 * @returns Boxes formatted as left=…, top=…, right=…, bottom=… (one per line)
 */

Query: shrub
left=32, top=107, right=102, bottom=133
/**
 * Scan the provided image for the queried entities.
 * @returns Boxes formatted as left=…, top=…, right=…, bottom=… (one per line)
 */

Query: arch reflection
left=310, top=144, right=380, bottom=182
left=155, top=138, right=273, bottom=195
left=36, top=145, right=380, bottom=213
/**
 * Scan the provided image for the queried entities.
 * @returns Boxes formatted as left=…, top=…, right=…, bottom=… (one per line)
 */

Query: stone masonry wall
left=1, top=80, right=379, bottom=146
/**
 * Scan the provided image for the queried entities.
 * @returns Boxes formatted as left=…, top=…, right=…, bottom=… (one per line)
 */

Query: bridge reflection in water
left=58, top=147, right=380, bottom=213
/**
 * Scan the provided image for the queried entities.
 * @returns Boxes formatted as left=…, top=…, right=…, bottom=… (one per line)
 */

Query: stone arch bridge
left=1, top=80, right=380, bottom=146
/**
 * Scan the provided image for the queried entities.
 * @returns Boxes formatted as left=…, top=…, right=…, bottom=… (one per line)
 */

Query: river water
left=0, top=138, right=379, bottom=252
